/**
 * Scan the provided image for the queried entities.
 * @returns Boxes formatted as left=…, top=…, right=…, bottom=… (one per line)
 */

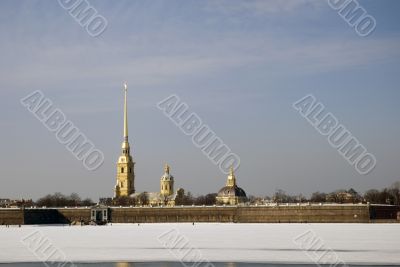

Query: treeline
left=24, top=181, right=400, bottom=207
left=35, top=193, right=94, bottom=207
left=177, top=193, right=217, bottom=206
left=109, top=192, right=149, bottom=206
left=30, top=192, right=218, bottom=207
left=363, top=184, right=400, bottom=205
left=111, top=192, right=218, bottom=206
left=249, top=181, right=400, bottom=205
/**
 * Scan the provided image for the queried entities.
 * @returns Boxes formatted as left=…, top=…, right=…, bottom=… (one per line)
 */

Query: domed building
left=216, top=167, right=247, bottom=205
left=160, top=164, right=174, bottom=196
left=130, top=164, right=184, bottom=206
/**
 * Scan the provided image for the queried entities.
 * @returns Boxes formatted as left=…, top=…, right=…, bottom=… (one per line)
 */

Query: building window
left=129, top=168, right=132, bottom=173
left=121, top=167, right=124, bottom=173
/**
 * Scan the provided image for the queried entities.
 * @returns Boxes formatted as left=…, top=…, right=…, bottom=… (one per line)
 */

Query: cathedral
left=114, top=84, right=183, bottom=206
left=114, top=83, right=135, bottom=197
left=114, top=83, right=246, bottom=206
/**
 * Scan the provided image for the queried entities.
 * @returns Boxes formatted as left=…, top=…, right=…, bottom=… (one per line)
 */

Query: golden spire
left=230, top=165, right=234, bottom=177
left=123, top=82, right=128, bottom=141
left=226, top=165, right=236, bottom=187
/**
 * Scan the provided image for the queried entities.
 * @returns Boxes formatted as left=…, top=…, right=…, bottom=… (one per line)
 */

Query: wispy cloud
left=1, top=0, right=399, bottom=92
left=1, top=33, right=399, bottom=91
left=204, top=0, right=323, bottom=15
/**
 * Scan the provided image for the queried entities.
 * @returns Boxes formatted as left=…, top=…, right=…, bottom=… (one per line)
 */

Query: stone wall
left=236, top=205, right=370, bottom=223
left=369, top=205, right=399, bottom=220
left=24, top=209, right=63, bottom=224
left=110, top=206, right=237, bottom=223
left=0, top=205, right=398, bottom=224
left=0, top=208, right=91, bottom=225
left=0, top=209, right=23, bottom=225
left=110, top=205, right=371, bottom=223
left=57, top=208, right=91, bottom=223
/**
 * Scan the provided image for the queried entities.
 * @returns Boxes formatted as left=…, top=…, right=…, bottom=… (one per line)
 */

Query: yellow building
left=160, top=164, right=174, bottom=196
left=113, top=83, right=249, bottom=206
left=112, top=83, right=183, bottom=205
left=130, top=164, right=184, bottom=206
left=114, top=83, right=135, bottom=197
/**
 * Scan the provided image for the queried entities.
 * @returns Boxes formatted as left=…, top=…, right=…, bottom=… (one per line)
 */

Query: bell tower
left=160, top=163, right=174, bottom=196
left=114, top=83, right=135, bottom=197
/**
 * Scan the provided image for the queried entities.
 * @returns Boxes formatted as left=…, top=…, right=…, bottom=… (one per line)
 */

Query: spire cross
left=164, top=163, right=170, bottom=174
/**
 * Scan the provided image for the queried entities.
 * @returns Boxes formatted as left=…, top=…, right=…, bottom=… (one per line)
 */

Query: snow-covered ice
left=0, top=223, right=399, bottom=264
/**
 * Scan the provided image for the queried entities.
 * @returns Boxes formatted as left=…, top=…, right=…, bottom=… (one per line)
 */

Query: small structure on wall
left=90, top=204, right=109, bottom=224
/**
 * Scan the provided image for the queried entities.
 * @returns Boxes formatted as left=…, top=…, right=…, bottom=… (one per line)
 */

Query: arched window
left=121, top=167, right=124, bottom=173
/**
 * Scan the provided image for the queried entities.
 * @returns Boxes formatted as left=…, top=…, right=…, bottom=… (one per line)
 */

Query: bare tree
left=35, top=193, right=93, bottom=207
left=310, top=192, right=327, bottom=203
left=364, top=189, right=381, bottom=204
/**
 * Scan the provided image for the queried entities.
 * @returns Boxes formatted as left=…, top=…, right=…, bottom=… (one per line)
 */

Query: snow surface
left=0, top=223, right=399, bottom=264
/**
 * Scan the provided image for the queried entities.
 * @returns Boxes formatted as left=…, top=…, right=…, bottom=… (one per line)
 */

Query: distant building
left=0, top=199, right=10, bottom=208
left=326, top=191, right=359, bottom=203
left=216, top=167, right=247, bottom=205
left=0, top=198, right=33, bottom=208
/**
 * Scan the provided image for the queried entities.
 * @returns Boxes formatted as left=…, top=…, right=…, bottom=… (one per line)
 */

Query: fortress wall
left=24, top=209, right=63, bottom=224
left=57, top=208, right=91, bottom=223
left=0, top=205, right=398, bottom=224
left=369, top=205, right=399, bottom=220
left=110, top=205, right=372, bottom=223
left=235, top=205, right=370, bottom=223
left=0, top=209, right=23, bottom=225
left=110, top=206, right=238, bottom=223
left=23, top=208, right=90, bottom=224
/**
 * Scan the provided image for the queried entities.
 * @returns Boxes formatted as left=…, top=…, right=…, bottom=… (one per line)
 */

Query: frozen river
left=0, top=223, right=399, bottom=265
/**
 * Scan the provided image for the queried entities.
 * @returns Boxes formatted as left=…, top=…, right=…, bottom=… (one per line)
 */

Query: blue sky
left=0, top=0, right=399, bottom=200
